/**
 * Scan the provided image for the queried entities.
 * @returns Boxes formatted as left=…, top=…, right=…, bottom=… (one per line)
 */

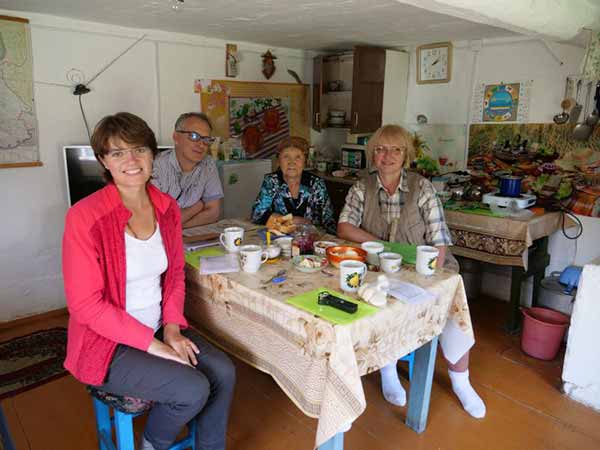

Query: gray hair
left=174, top=112, right=213, bottom=131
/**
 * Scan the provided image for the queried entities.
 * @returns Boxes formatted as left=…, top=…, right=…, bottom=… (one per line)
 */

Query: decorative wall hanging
left=471, top=81, right=532, bottom=124
left=0, top=15, right=41, bottom=168
left=226, top=44, right=238, bottom=78
left=195, top=79, right=309, bottom=159
left=261, top=50, right=277, bottom=80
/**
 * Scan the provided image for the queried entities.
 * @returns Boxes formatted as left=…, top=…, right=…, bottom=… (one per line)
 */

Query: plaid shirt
left=338, top=171, right=452, bottom=246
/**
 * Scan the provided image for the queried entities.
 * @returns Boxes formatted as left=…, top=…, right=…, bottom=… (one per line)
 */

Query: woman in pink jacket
left=62, top=112, right=235, bottom=450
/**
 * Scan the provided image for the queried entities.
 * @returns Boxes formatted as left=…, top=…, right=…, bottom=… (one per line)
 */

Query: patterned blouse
left=251, top=170, right=337, bottom=234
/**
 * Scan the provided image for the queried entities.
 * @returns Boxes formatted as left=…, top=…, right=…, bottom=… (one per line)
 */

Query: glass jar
left=292, top=224, right=317, bottom=256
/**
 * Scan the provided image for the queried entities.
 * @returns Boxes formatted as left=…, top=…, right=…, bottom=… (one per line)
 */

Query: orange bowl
left=325, top=246, right=367, bottom=268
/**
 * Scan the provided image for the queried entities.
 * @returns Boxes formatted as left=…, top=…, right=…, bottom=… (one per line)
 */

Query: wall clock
left=417, top=42, right=452, bottom=84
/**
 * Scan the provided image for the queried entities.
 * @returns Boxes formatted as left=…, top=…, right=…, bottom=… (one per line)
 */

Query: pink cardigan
left=62, top=183, right=188, bottom=385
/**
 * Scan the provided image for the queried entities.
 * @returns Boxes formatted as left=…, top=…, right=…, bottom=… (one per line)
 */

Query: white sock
left=448, top=369, right=486, bottom=419
left=380, top=361, right=406, bottom=406
left=140, top=435, right=156, bottom=450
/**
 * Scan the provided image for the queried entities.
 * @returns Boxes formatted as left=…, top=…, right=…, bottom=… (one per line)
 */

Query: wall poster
left=0, top=15, right=41, bottom=168
left=471, top=80, right=532, bottom=124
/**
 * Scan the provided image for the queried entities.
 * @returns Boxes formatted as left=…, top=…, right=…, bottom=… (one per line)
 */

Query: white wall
left=403, top=37, right=600, bottom=301
left=0, top=10, right=313, bottom=321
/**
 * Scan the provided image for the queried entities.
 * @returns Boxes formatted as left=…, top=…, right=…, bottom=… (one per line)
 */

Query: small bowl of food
left=326, top=246, right=367, bottom=268
left=314, top=240, right=337, bottom=256
left=292, top=255, right=328, bottom=273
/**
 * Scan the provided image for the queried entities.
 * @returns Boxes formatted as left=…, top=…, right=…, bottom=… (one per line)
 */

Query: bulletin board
left=195, top=79, right=309, bottom=158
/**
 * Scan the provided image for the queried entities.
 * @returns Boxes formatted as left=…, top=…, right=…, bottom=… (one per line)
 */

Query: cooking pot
left=499, top=176, right=522, bottom=197
left=540, top=274, right=575, bottom=316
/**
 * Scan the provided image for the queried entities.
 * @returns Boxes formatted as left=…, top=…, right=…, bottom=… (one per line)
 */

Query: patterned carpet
left=0, top=327, right=68, bottom=400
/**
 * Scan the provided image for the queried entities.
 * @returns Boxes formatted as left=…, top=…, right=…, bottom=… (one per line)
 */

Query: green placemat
left=286, top=288, right=378, bottom=325
left=379, top=242, right=417, bottom=265
left=185, top=247, right=225, bottom=269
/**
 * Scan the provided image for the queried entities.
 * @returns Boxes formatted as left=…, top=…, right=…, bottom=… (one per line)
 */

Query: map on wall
left=229, top=97, right=290, bottom=159
left=0, top=16, right=40, bottom=168
left=471, top=80, right=532, bottom=124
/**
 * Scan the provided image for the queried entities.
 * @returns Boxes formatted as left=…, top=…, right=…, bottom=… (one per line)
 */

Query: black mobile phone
left=317, top=292, right=358, bottom=314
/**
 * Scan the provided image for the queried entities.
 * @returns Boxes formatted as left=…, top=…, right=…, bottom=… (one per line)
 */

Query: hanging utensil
left=573, top=82, right=593, bottom=141
left=569, top=79, right=583, bottom=124
left=553, top=78, right=570, bottom=124
left=585, top=81, right=600, bottom=128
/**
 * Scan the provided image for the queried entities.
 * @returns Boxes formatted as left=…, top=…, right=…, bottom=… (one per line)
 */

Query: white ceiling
left=0, top=0, right=518, bottom=50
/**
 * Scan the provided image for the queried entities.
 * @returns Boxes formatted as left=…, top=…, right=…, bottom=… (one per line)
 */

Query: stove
left=482, top=190, right=536, bottom=209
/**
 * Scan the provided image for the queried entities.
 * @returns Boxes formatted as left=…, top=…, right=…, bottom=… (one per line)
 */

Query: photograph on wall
left=0, top=15, right=40, bottom=168
left=471, top=80, right=532, bottom=124
left=228, top=96, right=290, bottom=159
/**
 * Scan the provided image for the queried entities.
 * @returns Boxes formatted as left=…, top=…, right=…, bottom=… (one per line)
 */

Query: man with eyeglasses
left=152, top=112, right=223, bottom=228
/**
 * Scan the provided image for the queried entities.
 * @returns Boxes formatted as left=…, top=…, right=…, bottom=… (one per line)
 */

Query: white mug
left=275, top=236, right=293, bottom=258
left=219, top=227, right=244, bottom=253
left=361, top=241, right=384, bottom=266
left=416, top=245, right=440, bottom=276
left=239, top=245, right=268, bottom=273
left=339, top=260, right=367, bottom=293
left=379, top=252, right=402, bottom=274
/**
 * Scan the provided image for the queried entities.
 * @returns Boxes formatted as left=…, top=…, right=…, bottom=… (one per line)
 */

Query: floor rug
left=0, top=327, right=68, bottom=400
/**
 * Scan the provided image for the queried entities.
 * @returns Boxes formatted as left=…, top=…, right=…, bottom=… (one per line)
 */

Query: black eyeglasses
left=176, top=130, right=216, bottom=145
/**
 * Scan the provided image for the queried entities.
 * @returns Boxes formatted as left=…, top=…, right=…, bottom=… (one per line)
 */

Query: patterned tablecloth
left=444, top=210, right=571, bottom=269
left=184, top=223, right=473, bottom=449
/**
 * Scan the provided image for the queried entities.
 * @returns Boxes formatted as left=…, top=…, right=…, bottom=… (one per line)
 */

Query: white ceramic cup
left=275, top=236, right=293, bottom=258
left=416, top=245, right=440, bottom=276
left=361, top=241, right=385, bottom=266
left=314, top=241, right=337, bottom=256
left=264, top=244, right=281, bottom=259
left=239, top=245, right=268, bottom=273
left=379, top=252, right=403, bottom=274
left=339, top=260, right=367, bottom=293
left=219, top=227, right=244, bottom=253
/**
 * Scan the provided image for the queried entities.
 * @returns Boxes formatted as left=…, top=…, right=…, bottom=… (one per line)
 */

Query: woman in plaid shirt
left=338, top=125, right=486, bottom=420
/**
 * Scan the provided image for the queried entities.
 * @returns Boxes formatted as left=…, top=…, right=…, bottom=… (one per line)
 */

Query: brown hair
left=277, top=136, right=309, bottom=157
left=91, top=112, right=158, bottom=182
left=367, top=124, right=416, bottom=168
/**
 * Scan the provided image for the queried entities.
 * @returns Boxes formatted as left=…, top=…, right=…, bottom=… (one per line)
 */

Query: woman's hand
left=147, top=338, right=193, bottom=367
left=163, top=323, right=199, bottom=366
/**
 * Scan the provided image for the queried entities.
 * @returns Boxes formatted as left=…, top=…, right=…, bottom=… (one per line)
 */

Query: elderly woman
left=62, top=112, right=235, bottom=450
left=337, top=124, right=485, bottom=419
left=251, top=136, right=336, bottom=234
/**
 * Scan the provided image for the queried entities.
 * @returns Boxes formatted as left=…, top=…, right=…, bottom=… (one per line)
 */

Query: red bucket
left=520, top=307, right=569, bottom=360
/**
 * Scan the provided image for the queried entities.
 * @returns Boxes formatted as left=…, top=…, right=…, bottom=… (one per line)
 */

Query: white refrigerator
left=217, top=159, right=273, bottom=220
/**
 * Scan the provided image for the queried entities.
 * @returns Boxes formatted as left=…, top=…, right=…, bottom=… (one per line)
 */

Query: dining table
left=182, top=220, right=475, bottom=450
left=443, top=209, right=575, bottom=332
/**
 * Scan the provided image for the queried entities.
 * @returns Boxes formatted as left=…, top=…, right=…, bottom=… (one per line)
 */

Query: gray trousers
left=99, top=328, right=236, bottom=450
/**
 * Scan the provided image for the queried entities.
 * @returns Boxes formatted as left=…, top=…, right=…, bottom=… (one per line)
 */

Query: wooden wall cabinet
left=312, top=46, right=408, bottom=134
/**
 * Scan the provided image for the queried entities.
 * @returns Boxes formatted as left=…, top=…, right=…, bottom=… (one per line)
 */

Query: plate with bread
left=266, top=213, right=296, bottom=235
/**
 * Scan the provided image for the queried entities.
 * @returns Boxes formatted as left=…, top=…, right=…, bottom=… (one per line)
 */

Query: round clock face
left=420, top=47, right=449, bottom=82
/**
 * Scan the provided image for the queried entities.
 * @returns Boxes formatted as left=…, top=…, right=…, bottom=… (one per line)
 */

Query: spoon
left=263, top=269, right=287, bottom=284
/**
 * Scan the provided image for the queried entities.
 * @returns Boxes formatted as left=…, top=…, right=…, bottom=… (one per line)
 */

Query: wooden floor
left=1, top=296, right=599, bottom=450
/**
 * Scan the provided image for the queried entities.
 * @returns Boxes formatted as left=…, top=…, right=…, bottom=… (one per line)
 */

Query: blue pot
left=499, top=176, right=522, bottom=197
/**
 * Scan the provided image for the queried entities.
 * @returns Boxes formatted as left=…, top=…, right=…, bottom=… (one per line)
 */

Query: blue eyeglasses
left=176, top=130, right=216, bottom=145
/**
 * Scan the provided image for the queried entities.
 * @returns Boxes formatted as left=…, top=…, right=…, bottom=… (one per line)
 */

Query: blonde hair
left=367, top=124, right=415, bottom=168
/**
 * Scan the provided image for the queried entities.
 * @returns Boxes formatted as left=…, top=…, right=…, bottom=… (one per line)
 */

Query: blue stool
left=399, top=351, right=415, bottom=379
left=89, top=387, right=196, bottom=450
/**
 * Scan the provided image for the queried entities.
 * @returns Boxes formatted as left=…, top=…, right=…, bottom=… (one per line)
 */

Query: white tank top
left=125, top=223, right=168, bottom=331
